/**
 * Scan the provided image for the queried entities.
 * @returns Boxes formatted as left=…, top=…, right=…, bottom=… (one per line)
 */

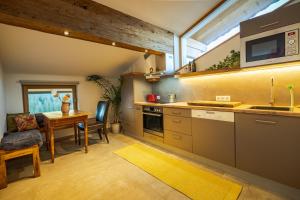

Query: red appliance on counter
left=146, top=94, right=159, bottom=103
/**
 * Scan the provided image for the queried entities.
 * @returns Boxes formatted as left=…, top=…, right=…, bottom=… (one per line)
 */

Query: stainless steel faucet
left=269, top=77, right=275, bottom=106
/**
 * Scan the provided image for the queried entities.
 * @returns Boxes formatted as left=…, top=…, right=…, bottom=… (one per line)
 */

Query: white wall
left=0, top=62, right=6, bottom=139
left=4, top=73, right=105, bottom=138
left=4, top=73, right=104, bottom=114
left=195, top=34, right=240, bottom=70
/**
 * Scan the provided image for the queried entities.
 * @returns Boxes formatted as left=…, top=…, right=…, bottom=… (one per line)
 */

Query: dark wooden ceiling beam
left=0, top=0, right=174, bottom=55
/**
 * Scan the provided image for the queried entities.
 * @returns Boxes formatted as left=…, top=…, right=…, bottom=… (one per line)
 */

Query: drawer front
left=164, top=115, right=191, bottom=135
left=144, top=132, right=164, bottom=143
left=192, top=110, right=234, bottom=122
left=164, top=130, right=192, bottom=152
left=164, top=108, right=191, bottom=117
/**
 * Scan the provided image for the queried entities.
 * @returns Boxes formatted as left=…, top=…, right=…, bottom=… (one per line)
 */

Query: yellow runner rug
left=114, top=143, right=242, bottom=200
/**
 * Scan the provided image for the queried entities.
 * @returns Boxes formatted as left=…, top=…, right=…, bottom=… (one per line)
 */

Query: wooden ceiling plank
left=0, top=0, right=174, bottom=55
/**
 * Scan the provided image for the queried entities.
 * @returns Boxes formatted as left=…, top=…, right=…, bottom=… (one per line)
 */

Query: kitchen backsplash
left=153, top=66, right=300, bottom=106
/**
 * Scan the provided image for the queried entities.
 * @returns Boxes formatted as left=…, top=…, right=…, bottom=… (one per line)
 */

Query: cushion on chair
left=14, top=114, right=39, bottom=132
left=0, top=129, right=43, bottom=151
left=78, top=123, right=85, bottom=130
left=6, top=112, right=29, bottom=133
left=34, top=113, right=45, bottom=128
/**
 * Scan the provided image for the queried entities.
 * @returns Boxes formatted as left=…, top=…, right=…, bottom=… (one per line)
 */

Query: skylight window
left=181, top=0, right=290, bottom=66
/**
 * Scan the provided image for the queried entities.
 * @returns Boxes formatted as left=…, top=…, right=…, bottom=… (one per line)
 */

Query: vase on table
left=61, top=102, right=70, bottom=114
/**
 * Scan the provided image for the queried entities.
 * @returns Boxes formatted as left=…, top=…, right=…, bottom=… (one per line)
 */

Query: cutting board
left=187, top=100, right=242, bottom=108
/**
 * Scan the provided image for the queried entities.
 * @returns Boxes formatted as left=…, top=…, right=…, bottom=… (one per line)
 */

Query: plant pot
left=61, top=102, right=70, bottom=114
left=111, top=123, right=121, bottom=134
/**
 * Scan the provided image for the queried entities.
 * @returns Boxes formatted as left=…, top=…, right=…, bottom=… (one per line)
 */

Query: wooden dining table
left=43, top=110, right=91, bottom=163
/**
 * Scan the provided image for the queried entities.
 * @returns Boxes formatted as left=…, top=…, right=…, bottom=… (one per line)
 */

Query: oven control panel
left=143, top=106, right=163, bottom=113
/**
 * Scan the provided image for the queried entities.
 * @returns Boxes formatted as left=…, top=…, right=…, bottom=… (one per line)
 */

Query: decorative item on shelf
left=87, top=75, right=122, bottom=134
left=188, top=62, right=192, bottom=72
left=207, top=50, right=240, bottom=71
left=191, top=60, right=197, bottom=72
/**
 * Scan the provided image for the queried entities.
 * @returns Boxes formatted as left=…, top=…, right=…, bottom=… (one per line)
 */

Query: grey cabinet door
left=235, top=113, right=300, bottom=189
left=192, top=118, right=235, bottom=167
left=240, top=3, right=300, bottom=37
left=134, top=105, right=143, bottom=137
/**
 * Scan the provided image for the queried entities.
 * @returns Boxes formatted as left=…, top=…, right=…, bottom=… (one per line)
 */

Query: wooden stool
left=0, top=144, right=41, bottom=189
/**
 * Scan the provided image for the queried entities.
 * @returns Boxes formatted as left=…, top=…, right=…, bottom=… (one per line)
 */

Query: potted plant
left=87, top=75, right=123, bottom=133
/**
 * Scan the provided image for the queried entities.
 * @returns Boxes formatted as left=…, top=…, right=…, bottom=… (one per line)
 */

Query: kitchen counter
left=135, top=102, right=300, bottom=118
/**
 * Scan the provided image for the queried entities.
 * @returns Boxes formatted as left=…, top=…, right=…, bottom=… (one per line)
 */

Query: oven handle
left=143, top=112, right=163, bottom=117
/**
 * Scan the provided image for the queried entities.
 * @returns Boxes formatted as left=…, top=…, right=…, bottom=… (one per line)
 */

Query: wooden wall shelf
left=121, top=72, right=145, bottom=78
left=175, top=67, right=241, bottom=78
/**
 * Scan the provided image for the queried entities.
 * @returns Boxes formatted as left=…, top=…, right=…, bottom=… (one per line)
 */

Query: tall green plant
left=87, top=75, right=123, bottom=123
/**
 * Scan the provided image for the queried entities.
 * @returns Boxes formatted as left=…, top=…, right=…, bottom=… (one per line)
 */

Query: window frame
left=22, top=84, right=78, bottom=113
left=179, top=0, right=290, bottom=66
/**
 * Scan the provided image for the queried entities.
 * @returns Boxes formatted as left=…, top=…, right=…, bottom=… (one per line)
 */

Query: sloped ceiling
left=0, top=23, right=142, bottom=76
left=94, top=0, right=220, bottom=35
left=0, top=0, right=221, bottom=76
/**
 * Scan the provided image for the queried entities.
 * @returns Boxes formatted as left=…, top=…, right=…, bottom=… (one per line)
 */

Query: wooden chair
left=0, top=144, right=41, bottom=189
left=76, top=101, right=110, bottom=144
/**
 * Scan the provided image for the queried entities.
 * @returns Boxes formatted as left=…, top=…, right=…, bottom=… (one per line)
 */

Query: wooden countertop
left=135, top=102, right=300, bottom=118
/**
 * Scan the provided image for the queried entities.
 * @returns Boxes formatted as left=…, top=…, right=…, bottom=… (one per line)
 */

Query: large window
left=181, top=0, right=290, bottom=65
left=22, top=84, right=78, bottom=113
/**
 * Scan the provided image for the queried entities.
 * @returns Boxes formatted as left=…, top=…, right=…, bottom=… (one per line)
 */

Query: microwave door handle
left=260, top=21, right=279, bottom=29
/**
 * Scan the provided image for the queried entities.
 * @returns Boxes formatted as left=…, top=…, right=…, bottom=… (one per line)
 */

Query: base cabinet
left=164, top=108, right=192, bottom=152
left=235, top=113, right=300, bottom=189
left=192, top=118, right=235, bottom=167
left=164, top=130, right=192, bottom=152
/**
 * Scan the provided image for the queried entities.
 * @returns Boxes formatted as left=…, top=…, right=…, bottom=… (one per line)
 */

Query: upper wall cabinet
left=240, top=2, right=300, bottom=68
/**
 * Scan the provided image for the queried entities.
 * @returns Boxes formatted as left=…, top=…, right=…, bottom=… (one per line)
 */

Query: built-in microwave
left=240, top=23, right=300, bottom=68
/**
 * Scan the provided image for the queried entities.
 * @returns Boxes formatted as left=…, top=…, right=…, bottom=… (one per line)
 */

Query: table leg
left=0, top=154, right=7, bottom=189
left=84, top=119, right=88, bottom=153
left=50, top=127, right=55, bottom=163
left=74, top=123, right=78, bottom=144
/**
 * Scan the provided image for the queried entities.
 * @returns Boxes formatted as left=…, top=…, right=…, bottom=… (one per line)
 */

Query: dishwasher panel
left=192, top=110, right=235, bottom=166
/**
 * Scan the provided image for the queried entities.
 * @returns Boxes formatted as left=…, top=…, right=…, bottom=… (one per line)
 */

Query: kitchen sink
left=249, top=106, right=291, bottom=111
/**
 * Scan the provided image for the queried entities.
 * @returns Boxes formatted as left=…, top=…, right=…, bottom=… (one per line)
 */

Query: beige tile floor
left=0, top=133, right=299, bottom=200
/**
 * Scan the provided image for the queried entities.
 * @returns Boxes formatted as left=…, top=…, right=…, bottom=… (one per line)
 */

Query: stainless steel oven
left=143, top=106, right=163, bottom=137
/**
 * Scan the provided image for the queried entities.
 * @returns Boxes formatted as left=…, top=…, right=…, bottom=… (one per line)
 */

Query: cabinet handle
left=172, top=119, right=181, bottom=123
left=255, top=119, right=277, bottom=125
left=172, top=135, right=182, bottom=140
left=206, top=111, right=215, bottom=114
left=260, top=21, right=279, bottom=29
left=172, top=111, right=181, bottom=115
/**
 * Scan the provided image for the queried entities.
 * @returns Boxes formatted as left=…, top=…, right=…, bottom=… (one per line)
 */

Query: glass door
left=246, top=32, right=285, bottom=62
